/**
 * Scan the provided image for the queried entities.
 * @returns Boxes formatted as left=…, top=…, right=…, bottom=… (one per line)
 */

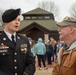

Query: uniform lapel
left=1, top=32, right=26, bottom=50
left=1, top=31, right=15, bottom=49
left=15, top=35, right=24, bottom=50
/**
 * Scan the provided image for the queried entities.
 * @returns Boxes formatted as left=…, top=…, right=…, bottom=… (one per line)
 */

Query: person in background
left=0, top=8, right=35, bottom=75
left=28, top=37, right=32, bottom=45
left=31, top=40, right=36, bottom=59
left=52, top=16, right=76, bottom=75
left=46, top=40, right=54, bottom=65
left=35, top=38, right=48, bottom=70
left=50, top=37, right=56, bottom=62
left=53, top=41, right=58, bottom=60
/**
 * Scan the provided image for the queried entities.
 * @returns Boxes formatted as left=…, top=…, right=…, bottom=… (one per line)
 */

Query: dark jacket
left=0, top=31, right=35, bottom=75
left=47, top=44, right=54, bottom=56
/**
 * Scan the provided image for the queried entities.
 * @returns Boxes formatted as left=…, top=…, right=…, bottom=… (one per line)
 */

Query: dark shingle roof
left=22, top=8, right=53, bottom=15
left=0, top=20, right=58, bottom=31
left=19, top=19, right=58, bottom=31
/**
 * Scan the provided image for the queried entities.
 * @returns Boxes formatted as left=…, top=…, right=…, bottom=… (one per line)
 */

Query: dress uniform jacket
left=52, top=40, right=76, bottom=75
left=0, top=31, right=35, bottom=75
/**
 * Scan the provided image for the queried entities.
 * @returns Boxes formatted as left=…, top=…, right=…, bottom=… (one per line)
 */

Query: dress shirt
left=4, top=30, right=16, bottom=42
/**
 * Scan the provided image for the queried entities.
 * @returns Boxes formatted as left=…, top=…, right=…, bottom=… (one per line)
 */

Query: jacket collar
left=67, top=40, right=76, bottom=50
left=63, top=40, right=76, bottom=55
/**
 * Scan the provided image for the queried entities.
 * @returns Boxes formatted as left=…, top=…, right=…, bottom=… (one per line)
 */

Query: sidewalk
left=34, top=57, right=54, bottom=75
left=34, top=68, right=53, bottom=75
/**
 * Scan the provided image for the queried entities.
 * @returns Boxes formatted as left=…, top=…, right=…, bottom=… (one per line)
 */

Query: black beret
left=2, top=8, right=21, bottom=23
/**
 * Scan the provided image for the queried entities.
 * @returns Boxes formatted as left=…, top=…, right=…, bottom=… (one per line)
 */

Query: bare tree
left=69, top=2, right=76, bottom=18
left=38, top=1, right=60, bottom=21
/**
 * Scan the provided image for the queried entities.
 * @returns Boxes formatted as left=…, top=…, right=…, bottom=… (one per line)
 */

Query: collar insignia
left=17, top=36, right=20, bottom=39
left=3, top=38, right=6, bottom=40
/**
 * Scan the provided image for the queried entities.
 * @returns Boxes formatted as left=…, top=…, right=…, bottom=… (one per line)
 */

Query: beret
left=2, top=8, right=21, bottom=23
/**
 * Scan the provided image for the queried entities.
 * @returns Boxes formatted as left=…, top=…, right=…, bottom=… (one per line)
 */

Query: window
left=25, top=17, right=30, bottom=19
left=31, top=16, right=37, bottom=19
left=44, top=16, right=50, bottom=19
left=38, top=16, right=43, bottom=19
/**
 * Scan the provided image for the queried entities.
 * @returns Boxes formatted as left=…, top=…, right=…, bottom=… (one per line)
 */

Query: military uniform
left=0, top=31, right=35, bottom=75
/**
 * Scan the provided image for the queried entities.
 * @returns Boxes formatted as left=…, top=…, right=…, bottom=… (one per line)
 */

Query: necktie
left=11, top=35, right=16, bottom=47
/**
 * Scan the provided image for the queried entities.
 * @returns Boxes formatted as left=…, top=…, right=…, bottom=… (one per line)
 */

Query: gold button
left=14, top=59, right=17, bottom=62
left=14, top=66, right=17, bottom=69
left=14, top=53, right=17, bottom=55
left=15, top=73, right=17, bottom=75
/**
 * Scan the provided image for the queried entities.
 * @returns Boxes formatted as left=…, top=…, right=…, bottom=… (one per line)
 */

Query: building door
left=26, top=27, right=44, bottom=42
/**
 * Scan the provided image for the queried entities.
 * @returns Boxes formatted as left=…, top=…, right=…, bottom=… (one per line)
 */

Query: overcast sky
left=0, top=0, right=76, bottom=21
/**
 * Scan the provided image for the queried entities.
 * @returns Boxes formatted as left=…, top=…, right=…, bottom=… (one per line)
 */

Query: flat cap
left=2, top=8, right=21, bottom=23
left=56, top=16, right=76, bottom=27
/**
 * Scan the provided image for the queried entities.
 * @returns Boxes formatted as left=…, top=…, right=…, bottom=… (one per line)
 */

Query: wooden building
left=18, top=8, right=59, bottom=41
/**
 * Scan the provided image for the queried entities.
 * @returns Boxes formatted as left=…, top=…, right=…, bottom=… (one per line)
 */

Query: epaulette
left=17, top=33, right=26, bottom=36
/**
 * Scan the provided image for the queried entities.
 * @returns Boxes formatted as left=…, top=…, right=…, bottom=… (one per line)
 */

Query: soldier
left=0, top=8, right=35, bottom=75
left=52, top=16, right=76, bottom=75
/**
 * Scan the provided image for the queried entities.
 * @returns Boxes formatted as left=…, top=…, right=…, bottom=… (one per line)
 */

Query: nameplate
left=0, top=50, right=7, bottom=53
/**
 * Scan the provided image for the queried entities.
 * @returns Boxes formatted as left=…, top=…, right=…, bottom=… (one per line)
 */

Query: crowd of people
left=28, top=36, right=66, bottom=70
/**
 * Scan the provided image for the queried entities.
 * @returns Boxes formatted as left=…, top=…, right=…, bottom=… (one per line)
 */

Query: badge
left=0, top=44, right=9, bottom=54
left=0, top=43, right=9, bottom=49
left=20, top=44, right=27, bottom=53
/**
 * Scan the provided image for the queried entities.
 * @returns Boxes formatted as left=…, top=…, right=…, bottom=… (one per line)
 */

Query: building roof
left=0, top=20, right=58, bottom=31
left=19, top=19, right=58, bottom=31
left=0, top=27, right=3, bottom=31
left=21, top=7, right=57, bottom=31
left=22, top=8, right=53, bottom=15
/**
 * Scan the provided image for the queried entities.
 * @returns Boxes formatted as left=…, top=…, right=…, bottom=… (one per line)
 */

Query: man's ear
left=69, top=26, right=74, bottom=34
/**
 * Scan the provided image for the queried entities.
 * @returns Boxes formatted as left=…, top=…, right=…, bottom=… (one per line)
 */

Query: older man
left=52, top=16, right=76, bottom=75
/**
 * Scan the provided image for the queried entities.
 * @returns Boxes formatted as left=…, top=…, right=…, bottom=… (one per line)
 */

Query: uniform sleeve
left=23, top=38, right=35, bottom=75
left=52, top=61, right=59, bottom=75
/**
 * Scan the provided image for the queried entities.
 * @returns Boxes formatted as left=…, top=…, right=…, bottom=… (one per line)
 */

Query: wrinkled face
left=58, top=26, right=71, bottom=41
left=4, top=16, right=20, bottom=34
